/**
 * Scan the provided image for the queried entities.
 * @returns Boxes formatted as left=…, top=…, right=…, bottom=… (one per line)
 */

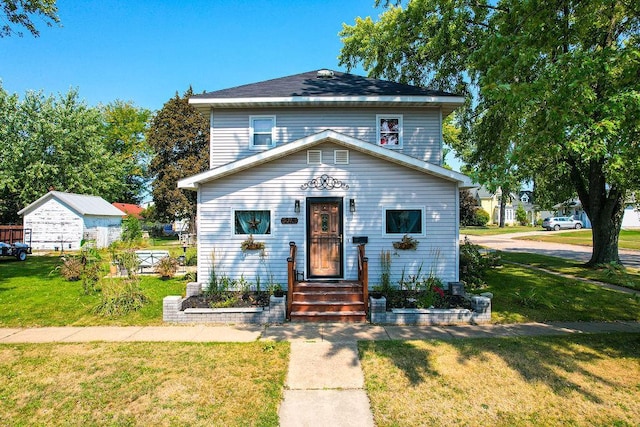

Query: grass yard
left=460, top=225, right=536, bottom=235
left=500, top=252, right=640, bottom=291
left=359, top=333, right=640, bottom=426
left=515, top=229, right=640, bottom=251
left=0, top=256, right=186, bottom=327
left=484, top=262, right=640, bottom=323
left=0, top=341, right=289, bottom=426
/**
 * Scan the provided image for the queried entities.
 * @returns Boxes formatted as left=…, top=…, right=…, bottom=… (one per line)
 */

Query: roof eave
left=189, top=95, right=465, bottom=116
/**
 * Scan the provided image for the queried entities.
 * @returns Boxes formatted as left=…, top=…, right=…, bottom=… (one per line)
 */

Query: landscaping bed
left=370, top=293, right=491, bottom=325
left=182, top=291, right=271, bottom=309
left=163, top=283, right=286, bottom=324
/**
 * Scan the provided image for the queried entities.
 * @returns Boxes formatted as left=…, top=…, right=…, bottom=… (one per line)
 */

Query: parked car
left=542, top=216, right=583, bottom=231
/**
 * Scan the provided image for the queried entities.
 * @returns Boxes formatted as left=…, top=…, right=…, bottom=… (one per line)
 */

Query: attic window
left=250, top=116, right=276, bottom=149
left=376, top=114, right=403, bottom=149
left=334, top=150, right=349, bottom=165
left=307, top=150, right=322, bottom=165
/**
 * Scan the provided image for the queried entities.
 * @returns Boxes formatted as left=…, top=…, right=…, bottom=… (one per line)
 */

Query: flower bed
left=370, top=295, right=491, bottom=325
left=163, top=282, right=286, bottom=324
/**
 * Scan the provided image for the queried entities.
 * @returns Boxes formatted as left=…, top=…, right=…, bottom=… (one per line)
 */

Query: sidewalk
left=2, top=321, right=639, bottom=427
left=3, top=321, right=639, bottom=344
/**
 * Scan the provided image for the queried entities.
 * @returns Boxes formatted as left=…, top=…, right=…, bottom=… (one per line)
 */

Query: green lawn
left=0, top=256, right=186, bottom=327
left=360, top=333, right=640, bottom=426
left=515, top=229, right=640, bottom=250
left=460, top=225, right=537, bottom=235
left=0, top=341, right=288, bottom=426
left=3, top=254, right=640, bottom=426
left=485, top=262, right=640, bottom=323
left=500, top=251, right=640, bottom=291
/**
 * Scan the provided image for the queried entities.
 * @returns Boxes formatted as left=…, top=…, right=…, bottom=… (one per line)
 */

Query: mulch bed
left=182, top=291, right=271, bottom=309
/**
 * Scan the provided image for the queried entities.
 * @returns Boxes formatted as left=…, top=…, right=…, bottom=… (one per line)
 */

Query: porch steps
left=290, top=281, right=367, bottom=323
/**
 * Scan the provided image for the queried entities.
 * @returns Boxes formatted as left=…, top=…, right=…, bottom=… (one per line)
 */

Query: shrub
left=473, top=209, right=490, bottom=226
left=155, top=256, right=178, bottom=278
left=121, top=215, right=143, bottom=242
left=58, top=257, right=83, bottom=281
left=94, top=277, right=149, bottom=316
left=515, top=204, right=528, bottom=226
left=459, top=236, right=501, bottom=289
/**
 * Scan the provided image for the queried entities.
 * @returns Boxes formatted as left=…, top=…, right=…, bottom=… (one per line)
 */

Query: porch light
left=294, top=200, right=301, bottom=213
left=349, top=199, right=356, bottom=213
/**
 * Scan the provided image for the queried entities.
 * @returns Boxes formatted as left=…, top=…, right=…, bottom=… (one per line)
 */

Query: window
left=234, top=210, right=271, bottom=235
left=376, top=115, right=403, bottom=148
left=250, top=116, right=275, bottom=148
left=384, top=208, right=424, bottom=235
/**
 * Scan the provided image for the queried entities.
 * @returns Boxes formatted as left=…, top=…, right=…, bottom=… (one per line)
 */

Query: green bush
left=94, top=277, right=149, bottom=316
left=121, top=215, right=142, bottom=242
left=459, top=237, right=501, bottom=289
left=473, top=209, right=490, bottom=226
left=515, top=204, right=528, bottom=226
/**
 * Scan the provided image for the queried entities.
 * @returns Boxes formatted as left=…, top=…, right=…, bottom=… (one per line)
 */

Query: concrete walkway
left=2, top=322, right=639, bottom=427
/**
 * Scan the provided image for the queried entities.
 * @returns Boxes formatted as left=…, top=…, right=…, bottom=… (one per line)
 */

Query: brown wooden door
left=307, top=199, right=343, bottom=278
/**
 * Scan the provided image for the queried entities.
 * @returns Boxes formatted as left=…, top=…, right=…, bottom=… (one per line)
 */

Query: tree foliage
left=459, top=189, right=478, bottom=227
left=1, top=0, right=60, bottom=37
left=101, top=100, right=152, bottom=204
left=0, top=85, right=127, bottom=223
left=340, top=0, right=640, bottom=265
left=147, top=88, right=209, bottom=225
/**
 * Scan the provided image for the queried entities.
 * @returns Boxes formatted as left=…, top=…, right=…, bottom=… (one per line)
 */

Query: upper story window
left=250, top=116, right=276, bottom=149
left=376, top=114, right=403, bottom=149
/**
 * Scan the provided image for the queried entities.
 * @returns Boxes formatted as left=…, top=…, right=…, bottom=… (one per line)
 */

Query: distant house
left=112, top=202, right=144, bottom=219
left=473, top=186, right=539, bottom=225
left=18, top=191, right=124, bottom=250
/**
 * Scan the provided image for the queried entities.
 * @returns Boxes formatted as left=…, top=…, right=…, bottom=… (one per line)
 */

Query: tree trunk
left=586, top=198, right=624, bottom=266
left=499, top=197, right=506, bottom=228
left=568, top=155, right=625, bottom=266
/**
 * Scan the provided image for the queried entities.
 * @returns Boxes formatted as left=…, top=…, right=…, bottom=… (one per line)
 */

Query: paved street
left=462, top=230, right=640, bottom=269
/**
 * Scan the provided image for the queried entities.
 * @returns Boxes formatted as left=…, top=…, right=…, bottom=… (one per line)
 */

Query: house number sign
left=281, top=217, right=298, bottom=224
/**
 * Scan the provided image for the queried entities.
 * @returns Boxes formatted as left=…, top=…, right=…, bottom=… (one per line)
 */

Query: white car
left=542, top=216, right=583, bottom=231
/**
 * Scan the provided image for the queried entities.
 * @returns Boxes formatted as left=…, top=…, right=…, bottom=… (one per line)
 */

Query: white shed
left=18, top=191, right=124, bottom=250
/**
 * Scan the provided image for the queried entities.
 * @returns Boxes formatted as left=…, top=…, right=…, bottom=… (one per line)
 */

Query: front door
left=307, top=198, right=343, bottom=278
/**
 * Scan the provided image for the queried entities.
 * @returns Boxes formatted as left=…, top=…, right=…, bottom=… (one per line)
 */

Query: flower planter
left=163, top=284, right=286, bottom=324
left=369, top=296, right=492, bottom=325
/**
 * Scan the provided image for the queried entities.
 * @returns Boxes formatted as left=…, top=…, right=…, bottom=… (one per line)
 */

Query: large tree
left=340, top=0, right=640, bottom=265
left=1, top=0, right=60, bottom=37
left=0, top=85, right=126, bottom=223
left=147, top=88, right=209, bottom=227
left=101, top=100, right=152, bottom=204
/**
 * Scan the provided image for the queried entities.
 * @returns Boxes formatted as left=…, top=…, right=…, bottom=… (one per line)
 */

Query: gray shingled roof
left=191, top=70, right=460, bottom=99
left=18, top=191, right=125, bottom=217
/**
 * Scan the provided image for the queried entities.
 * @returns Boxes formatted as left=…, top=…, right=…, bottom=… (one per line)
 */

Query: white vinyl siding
left=209, top=107, right=442, bottom=168
left=196, top=141, right=458, bottom=289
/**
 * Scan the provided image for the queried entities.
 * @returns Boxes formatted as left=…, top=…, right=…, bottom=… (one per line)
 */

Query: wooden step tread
left=292, top=301, right=364, bottom=306
left=291, top=310, right=365, bottom=315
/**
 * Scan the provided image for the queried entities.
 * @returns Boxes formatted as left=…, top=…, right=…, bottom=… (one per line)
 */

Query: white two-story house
left=179, top=70, right=472, bottom=300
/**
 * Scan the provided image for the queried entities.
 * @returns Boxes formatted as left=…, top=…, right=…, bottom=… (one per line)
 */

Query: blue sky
left=1, top=0, right=379, bottom=111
